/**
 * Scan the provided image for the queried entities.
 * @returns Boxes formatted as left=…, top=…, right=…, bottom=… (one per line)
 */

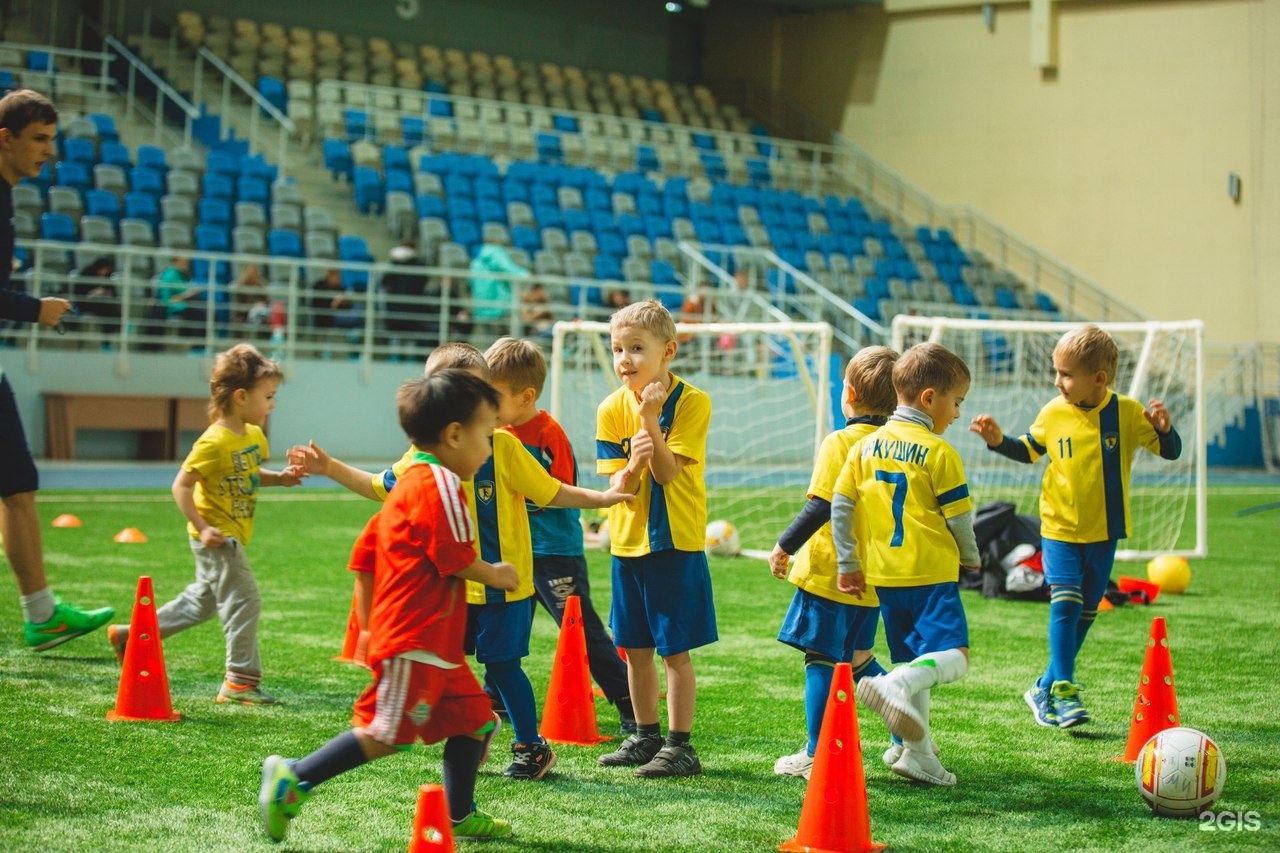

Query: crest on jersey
left=1103, top=432, right=1119, bottom=452
left=477, top=481, right=495, bottom=503
left=408, top=699, right=432, bottom=726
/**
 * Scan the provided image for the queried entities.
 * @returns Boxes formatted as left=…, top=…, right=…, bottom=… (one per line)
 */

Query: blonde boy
left=832, top=342, right=980, bottom=787
left=595, top=299, right=716, bottom=778
left=767, top=346, right=899, bottom=779
left=969, top=324, right=1181, bottom=729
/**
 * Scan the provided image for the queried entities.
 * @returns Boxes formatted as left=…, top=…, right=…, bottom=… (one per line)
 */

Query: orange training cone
left=408, top=783, right=455, bottom=852
left=780, top=662, right=883, bottom=853
left=1118, top=616, right=1179, bottom=762
left=114, top=527, right=148, bottom=543
left=108, top=576, right=181, bottom=722
left=541, top=595, right=609, bottom=745
left=51, top=513, right=82, bottom=528
left=333, top=591, right=369, bottom=667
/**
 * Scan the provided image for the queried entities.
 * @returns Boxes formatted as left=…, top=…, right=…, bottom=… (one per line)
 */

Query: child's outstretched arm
left=171, top=468, right=224, bottom=547
left=456, top=558, right=520, bottom=591
left=969, top=415, right=1033, bottom=463
left=547, top=480, right=636, bottom=510
left=769, top=496, right=832, bottom=579
left=259, top=465, right=305, bottom=487
left=288, top=440, right=380, bottom=500
left=610, top=427, right=654, bottom=495
left=1145, top=399, right=1183, bottom=460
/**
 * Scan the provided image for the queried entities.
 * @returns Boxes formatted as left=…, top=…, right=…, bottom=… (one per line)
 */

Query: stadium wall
left=705, top=0, right=1279, bottom=346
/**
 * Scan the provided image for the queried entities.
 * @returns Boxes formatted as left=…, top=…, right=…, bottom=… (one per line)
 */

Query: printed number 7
left=875, top=471, right=908, bottom=547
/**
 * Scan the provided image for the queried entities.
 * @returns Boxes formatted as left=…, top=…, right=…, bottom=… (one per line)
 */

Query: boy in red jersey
left=258, top=370, right=519, bottom=843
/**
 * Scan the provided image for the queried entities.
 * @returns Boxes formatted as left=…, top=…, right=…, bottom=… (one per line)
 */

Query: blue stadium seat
left=401, top=116, right=426, bottom=146
left=239, top=154, right=277, bottom=183
left=124, top=192, right=159, bottom=227
left=692, top=133, right=716, bottom=152
left=501, top=180, right=529, bottom=204
left=428, top=98, right=453, bottom=118
left=995, top=287, right=1019, bottom=310
left=853, top=296, right=881, bottom=322
left=206, top=151, right=239, bottom=178
left=644, top=215, right=672, bottom=240
left=137, top=144, right=167, bottom=172
left=88, top=114, right=119, bottom=143
left=40, top=212, right=76, bottom=241
left=27, top=51, right=51, bottom=72
left=662, top=196, right=688, bottom=219
left=529, top=183, right=557, bottom=208
left=450, top=219, right=481, bottom=251
left=63, top=137, right=96, bottom=167
left=257, top=76, right=287, bottom=113
left=85, top=189, right=120, bottom=225
left=616, top=213, right=645, bottom=238
left=416, top=195, right=446, bottom=218
left=423, top=79, right=447, bottom=94
left=505, top=161, right=539, bottom=184
left=865, top=278, right=890, bottom=302
left=650, top=259, right=677, bottom=285
left=56, top=162, right=91, bottom=194
left=99, top=141, right=131, bottom=170
left=536, top=133, right=563, bottom=163
left=385, top=170, right=413, bottom=195
left=444, top=173, right=473, bottom=198
left=593, top=254, right=621, bottom=280
left=474, top=177, right=501, bottom=200
left=337, top=234, right=372, bottom=288
left=641, top=108, right=663, bottom=124
left=344, top=110, right=369, bottom=141
left=352, top=167, right=384, bottom=214
left=195, top=223, right=230, bottom=252
left=199, top=197, right=232, bottom=228
left=322, top=139, right=353, bottom=181
left=383, top=145, right=410, bottom=173
left=448, top=196, right=477, bottom=221
left=511, top=225, right=540, bottom=254
left=635, top=145, right=659, bottom=173
left=553, top=114, right=579, bottom=134
left=270, top=228, right=304, bottom=257
left=694, top=220, right=722, bottom=243
left=533, top=205, right=563, bottom=229
left=129, top=167, right=164, bottom=199
left=1035, top=292, right=1058, bottom=313
left=477, top=199, right=506, bottom=225
left=237, top=176, right=271, bottom=207
left=563, top=208, right=591, bottom=233
left=597, top=230, right=625, bottom=258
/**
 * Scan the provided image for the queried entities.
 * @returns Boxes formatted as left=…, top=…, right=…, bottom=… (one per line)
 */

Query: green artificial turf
left=1, top=487, right=1277, bottom=851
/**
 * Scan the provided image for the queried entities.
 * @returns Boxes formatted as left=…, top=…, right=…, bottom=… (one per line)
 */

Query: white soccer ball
left=704, top=520, right=740, bottom=557
left=1135, top=726, right=1226, bottom=818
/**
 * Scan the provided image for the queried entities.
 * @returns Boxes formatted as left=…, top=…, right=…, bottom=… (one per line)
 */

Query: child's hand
left=638, top=381, right=666, bottom=419
left=629, top=428, right=655, bottom=464
left=836, top=570, right=865, bottom=597
left=599, top=481, right=637, bottom=508
left=288, top=440, right=330, bottom=475
left=768, top=544, right=791, bottom=579
left=199, top=526, right=226, bottom=548
left=490, top=561, right=519, bottom=591
left=1144, top=399, right=1172, bottom=434
left=968, top=415, right=1004, bottom=447
left=278, top=465, right=305, bottom=487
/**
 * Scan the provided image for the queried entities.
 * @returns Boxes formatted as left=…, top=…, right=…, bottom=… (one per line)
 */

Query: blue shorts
left=1042, top=538, right=1117, bottom=610
left=777, top=587, right=879, bottom=661
left=611, top=549, right=718, bottom=657
left=877, top=582, right=969, bottom=664
left=0, top=374, right=38, bottom=498
left=465, top=597, right=535, bottom=664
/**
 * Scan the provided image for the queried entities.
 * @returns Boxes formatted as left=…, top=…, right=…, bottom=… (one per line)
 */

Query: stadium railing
left=191, top=47, right=297, bottom=178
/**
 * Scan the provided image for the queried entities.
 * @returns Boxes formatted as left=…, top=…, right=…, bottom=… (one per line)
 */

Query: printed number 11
left=1058, top=437, right=1073, bottom=458
left=875, top=470, right=908, bottom=547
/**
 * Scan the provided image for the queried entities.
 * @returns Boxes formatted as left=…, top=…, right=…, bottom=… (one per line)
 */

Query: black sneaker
left=597, top=733, right=663, bottom=767
left=503, top=740, right=556, bottom=780
left=635, top=743, right=702, bottom=778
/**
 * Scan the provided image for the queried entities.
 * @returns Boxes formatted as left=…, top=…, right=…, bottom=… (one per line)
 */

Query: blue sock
left=803, top=653, right=835, bottom=757
left=1075, top=608, right=1098, bottom=657
left=1046, top=585, right=1084, bottom=685
left=486, top=659, right=540, bottom=745
left=852, top=655, right=887, bottom=681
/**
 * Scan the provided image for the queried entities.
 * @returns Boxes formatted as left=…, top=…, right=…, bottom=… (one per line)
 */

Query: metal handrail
left=193, top=47, right=295, bottom=174
left=105, top=35, right=199, bottom=146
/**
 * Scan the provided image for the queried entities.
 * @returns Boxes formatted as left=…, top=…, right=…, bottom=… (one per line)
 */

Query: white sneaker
left=891, top=746, right=956, bottom=787
left=773, top=748, right=814, bottom=779
left=856, top=675, right=925, bottom=743
left=881, top=738, right=941, bottom=768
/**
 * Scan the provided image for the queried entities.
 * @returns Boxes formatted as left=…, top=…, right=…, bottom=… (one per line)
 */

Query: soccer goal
left=891, top=316, right=1206, bottom=561
left=549, top=320, right=835, bottom=557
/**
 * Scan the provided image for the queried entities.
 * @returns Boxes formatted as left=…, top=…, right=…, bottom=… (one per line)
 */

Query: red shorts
left=348, top=513, right=378, bottom=574
left=352, top=656, right=491, bottom=746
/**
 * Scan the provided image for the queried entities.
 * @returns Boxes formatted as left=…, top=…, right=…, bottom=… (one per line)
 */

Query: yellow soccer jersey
left=465, top=428, right=562, bottom=605
left=787, top=421, right=882, bottom=607
left=1015, top=390, right=1163, bottom=543
left=834, top=419, right=973, bottom=587
left=181, top=423, right=268, bottom=545
left=596, top=374, right=710, bottom=557
left=370, top=444, right=422, bottom=500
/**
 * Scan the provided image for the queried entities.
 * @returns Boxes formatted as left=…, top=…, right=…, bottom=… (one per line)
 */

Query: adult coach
left=0, top=89, right=113, bottom=649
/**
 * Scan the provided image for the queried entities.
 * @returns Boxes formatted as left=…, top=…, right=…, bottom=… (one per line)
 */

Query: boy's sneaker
left=882, top=736, right=942, bottom=768
left=1050, top=680, right=1089, bottom=728
left=504, top=740, right=556, bottom=780
left=452, top=808, right=512, bottom=839
left=597, top=732, right=664, bottom=767
left=855, top=674, right=926, bottom=743
left=258, top=755, right=309, bottom=842
left=217, top=681, right=278, bottom=705
left=773, top=748, right=814, bottom=779
left=890, top=746, right=956, bottom=787
left=636, top=743, right=702, bottom=778
left=1024, top=681, right=1058, bottom=728
left=107, top=624, right=128, bottom=662
left=24, top=599, right=114, bottom=651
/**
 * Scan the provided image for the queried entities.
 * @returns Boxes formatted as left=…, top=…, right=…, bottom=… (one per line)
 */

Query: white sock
left=895, top=649, right=968, bottom=695
left=904, top=688, right=931, bottom=752
left=20, top=588, right=56, bottom=624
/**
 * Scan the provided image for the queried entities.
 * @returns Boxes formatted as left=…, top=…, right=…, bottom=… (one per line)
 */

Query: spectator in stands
left=309, top=268, right=359, bottom=332
left=146, top=255, right=206, bottom=344
left=382, top=245, right=430, bottom=348
left=520, top=281, right=555, bottom=338
left=605, top=287, right=631, bottom=310
left=230, top=264, right=271, bottom=332
left=469, top=240, right=529, bottom=340
left=678, top=290, right=708, bottom=344
left=73, top=256, right=120, bottom=338
left=0, top=87, right=114, bottom=650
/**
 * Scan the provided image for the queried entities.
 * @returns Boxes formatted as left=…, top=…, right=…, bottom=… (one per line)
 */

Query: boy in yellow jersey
left=767, top=346, right=899, bottom=780
left=832, top=342, right=980, bottom=787
left=290, top=342, right=632, bottom=781
left=595, top=299, right=717, bottom=778
left=969, top=324, right=1181, bottom=729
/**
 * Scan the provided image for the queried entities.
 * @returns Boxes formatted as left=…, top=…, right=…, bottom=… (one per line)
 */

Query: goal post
left=891, top=315, right=1207, bottom=561
left=550, top=320, right=835, bottom=557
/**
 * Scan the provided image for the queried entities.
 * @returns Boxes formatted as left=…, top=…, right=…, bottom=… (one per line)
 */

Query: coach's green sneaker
left=258, top=755, right=309, bottom=843
left=1024, top=681, right=1058, bottom=728
left=452, top=807, right=512, bottom=838
left=1050, top=680, right=1089, bottom=728
left=24, top=599, right=114, bottom=651
left=218, top=681, right=278, bottom=705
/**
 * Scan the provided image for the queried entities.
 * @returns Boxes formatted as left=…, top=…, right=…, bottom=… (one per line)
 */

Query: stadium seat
left=124, top=192, right=159, bottom=227
left=40, top=212, right=77, bottom=241
left=85, top=189, right=120, bottom=225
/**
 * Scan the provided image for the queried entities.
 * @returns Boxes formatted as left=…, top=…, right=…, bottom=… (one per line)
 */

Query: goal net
left=549, top=320, right=834, bottom=558
left=892, top=316, right=1206, bottom=561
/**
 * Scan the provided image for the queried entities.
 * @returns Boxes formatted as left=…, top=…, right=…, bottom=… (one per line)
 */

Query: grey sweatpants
left=154, top=537, right=263, bottom=686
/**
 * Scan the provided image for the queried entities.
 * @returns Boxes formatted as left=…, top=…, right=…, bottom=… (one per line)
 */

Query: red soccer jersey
left=367, top=458, right=477, bottom=667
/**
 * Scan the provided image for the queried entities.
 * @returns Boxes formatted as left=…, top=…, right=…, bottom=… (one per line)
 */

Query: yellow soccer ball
left=1147, top=554, right=1191, bottom=594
